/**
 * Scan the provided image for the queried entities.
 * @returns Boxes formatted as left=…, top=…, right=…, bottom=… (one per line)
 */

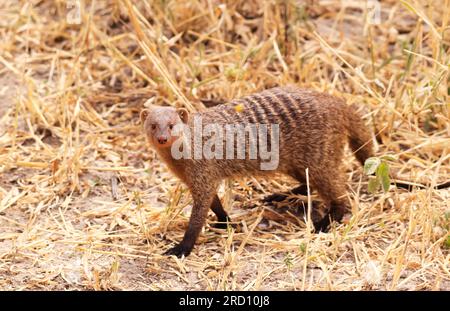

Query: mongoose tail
left=343, top=107, right=450, bottom=191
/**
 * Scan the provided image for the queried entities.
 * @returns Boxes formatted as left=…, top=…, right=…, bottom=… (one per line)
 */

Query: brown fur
left=141, top=86, right=374, bottom=257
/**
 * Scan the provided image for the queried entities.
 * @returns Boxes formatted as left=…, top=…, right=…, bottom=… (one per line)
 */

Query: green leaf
left=380, top=154, right=397, bottom=161
left=368, top=177, right=380, bottom=193
left=377, top=162, right=391, bottom=192
left=381, top=175, right=391, bottom=192
left=364, top=157, right=381, bottom=175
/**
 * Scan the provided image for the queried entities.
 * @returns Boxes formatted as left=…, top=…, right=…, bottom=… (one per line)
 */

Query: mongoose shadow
left=141, top=86, right=374, bottom=257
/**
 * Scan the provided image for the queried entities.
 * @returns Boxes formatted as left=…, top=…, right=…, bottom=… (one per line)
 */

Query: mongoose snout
left=157, top=136, right=168, bottom=145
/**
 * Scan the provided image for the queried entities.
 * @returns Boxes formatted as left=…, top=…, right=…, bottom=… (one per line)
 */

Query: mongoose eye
left=151, top=124, right=156, bottom=130
left=169, top=124, right=174, bottom=130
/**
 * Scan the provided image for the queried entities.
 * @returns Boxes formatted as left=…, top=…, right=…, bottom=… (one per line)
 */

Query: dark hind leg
left=263, top=185, right=309, bottom=203
left=263, top=169, right=310, bottom=203
left=210, top=195, right=231, bottom=229
left=311, top=172, right=349, bottom=232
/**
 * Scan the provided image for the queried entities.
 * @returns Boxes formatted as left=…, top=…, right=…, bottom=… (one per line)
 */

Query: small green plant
left=443, top=211, right=450, bottom=231
left=445, top=211, right=450, bottom=221
left=444, top=235, right=450, bottom=250
left=224, top=65, right=245, bottom=81
left=299, top=242, right=306, bottom=254
left=133, top=190, right=142, bottom=207
left=89, top=177, right=101, bottom=187
left=284, top=253, right=293, bottom=270
left=364, top=155, right=395, bottom=193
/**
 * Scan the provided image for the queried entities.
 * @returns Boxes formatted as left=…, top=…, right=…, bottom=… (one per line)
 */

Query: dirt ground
left=0, top=0, right=449, bottom=290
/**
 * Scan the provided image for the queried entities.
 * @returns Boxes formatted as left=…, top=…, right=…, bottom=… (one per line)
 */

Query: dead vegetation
left=0, top=0, right=449, bottom=290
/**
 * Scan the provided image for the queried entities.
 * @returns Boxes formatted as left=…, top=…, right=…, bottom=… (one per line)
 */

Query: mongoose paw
left=262, top=193, right=288, bottom=203
left=313, top=217, right=330, bottom=233
left=212, top=217, right=235, bottom=229
left=164, top=244, right=192, bottom=257
left=212, top=222, right=229, bottom=229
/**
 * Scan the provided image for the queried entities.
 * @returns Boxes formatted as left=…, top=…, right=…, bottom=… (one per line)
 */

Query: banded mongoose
left=141, top=86, right=374, bottom=257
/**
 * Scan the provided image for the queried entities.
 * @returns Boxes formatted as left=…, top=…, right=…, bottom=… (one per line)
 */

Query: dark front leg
left=311, top=171, right=349, bottom=233
left=210, top=195, right=231, bottom=229
left=165, top=188, right=215, bottom=257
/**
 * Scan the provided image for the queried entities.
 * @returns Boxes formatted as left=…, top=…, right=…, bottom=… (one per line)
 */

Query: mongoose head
left=140, top=105, right=189, bottom=148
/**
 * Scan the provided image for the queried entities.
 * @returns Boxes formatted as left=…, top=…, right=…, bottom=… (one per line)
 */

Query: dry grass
left=0, top=0, right=449, bottom=290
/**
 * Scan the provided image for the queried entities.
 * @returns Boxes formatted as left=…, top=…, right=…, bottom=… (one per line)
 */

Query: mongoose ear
left=177, top=108, right=189, bottom=124
left=140, top=109, right=149, bottom=124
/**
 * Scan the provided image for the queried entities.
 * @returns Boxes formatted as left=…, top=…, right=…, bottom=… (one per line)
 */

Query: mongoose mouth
left=154, top=138, right=174, bottom=148
left=157, top=141, right=171, bottom=147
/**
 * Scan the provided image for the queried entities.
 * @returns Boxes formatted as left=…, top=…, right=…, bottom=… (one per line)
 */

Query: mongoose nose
left=158, top=137, right=168, bottom=144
